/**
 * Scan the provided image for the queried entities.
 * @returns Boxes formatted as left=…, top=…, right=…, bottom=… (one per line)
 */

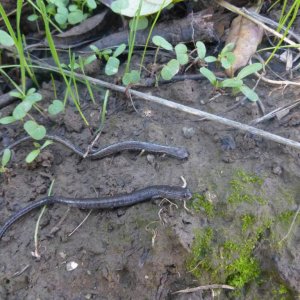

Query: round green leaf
left=27, top=14, right=39, bottom=22
left=87, top=0, right=97, bottom=9
left=152, top=35, right=173, bottom=51
left=13, top=101, right=32, bottom=120
left=24, top=92, right=42, bottom=104
left=25, top=149, right=41, bottom=163
left=175, top=44, right=188, bottom=65
left=24, top=120, right=46, bottom=140
left=68, top=10, right=84, bottom=24
left=122, top=70, right=140, bottom=85
left=196, top=41, right=206, bottom=59
left=105, top=57, right=120, bottom=76
left=48, top=100, right=64, bottom=115
left=1, top=149, right=11, bottom=167
left=0, top=30, right=14, bottom=47
left=129, top=16, right=148, bottom=30
left=68, top=4, right=78, bottom=12
left=55, top=12, right=68, bottom=25
left=161, top=59, right=180, bottom=80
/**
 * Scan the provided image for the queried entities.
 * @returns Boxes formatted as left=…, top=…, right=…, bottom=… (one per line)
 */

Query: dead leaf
left=225, top=11, right=264, bottom=76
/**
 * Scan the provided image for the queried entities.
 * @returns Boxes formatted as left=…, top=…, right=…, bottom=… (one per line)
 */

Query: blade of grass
left=139, top=0, right=166, bottom=73
left=36, top=0, right=89, bottom=126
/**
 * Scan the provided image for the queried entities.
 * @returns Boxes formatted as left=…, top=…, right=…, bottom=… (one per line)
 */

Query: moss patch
left=187, top=169, right=297, bottom=297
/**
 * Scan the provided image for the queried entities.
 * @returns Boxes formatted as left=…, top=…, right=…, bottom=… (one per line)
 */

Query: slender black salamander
left=0, top=185, right=192, bottom=239
left=0, top=134, right=189, bottom=159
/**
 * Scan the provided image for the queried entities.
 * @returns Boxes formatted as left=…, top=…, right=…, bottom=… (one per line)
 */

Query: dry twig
left=173, top=284, right=235, bottom=294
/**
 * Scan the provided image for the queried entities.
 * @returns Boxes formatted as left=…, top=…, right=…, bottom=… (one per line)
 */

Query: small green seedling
left=0, top=149, right=11, bottom=174
left=89, top=44, right=127, bottom=76
left=0, top=88, right=48, bottom=140
left=198, top=42, right=263, bottom=102
left=26, top=140, right=53, bottom=163
left=28, top=0, right=97, bottom=28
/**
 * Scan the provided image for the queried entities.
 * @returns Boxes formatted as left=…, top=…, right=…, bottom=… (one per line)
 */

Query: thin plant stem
left=139, top=0, right=166, bottom=73
left=33, top=179, right=55, bottom=258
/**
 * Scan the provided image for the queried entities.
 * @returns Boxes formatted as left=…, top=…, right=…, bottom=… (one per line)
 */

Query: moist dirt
left=0, top=78, right=299, bottom=299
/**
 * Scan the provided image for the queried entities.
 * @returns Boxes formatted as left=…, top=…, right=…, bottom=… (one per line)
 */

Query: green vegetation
left=191, top=193, right=214, bottom=217
left=0, top=149, right=11, bottom=174
left=187, top=169, right=296, bottom=296
left=28, top=0, right=97, bottom=29
left=227, top=170, right=265, bottom=204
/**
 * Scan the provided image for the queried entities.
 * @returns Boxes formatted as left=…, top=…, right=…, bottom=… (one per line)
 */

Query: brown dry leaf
left=225, top=12, right=264, bottom=76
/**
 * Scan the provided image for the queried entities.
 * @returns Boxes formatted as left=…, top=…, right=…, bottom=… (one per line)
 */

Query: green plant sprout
left=89, top=44, right=127, bottom=76
left=28, top=0, right=97, bottom=29
left=198, top=42, right=263, bottom=102
left=25, top=139, right=53, bottom=163
left=0, top=149, right=11, bottom=174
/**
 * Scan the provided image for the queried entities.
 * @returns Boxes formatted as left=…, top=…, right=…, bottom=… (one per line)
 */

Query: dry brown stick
left=32, top=60, right=300, bottom=151
left=173, top=284, right=235, bottom=294
left=216, top=0, right=300, bottom=50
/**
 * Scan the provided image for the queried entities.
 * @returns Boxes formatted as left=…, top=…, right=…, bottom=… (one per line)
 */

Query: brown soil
left=0, top=77, right=299, bottom=299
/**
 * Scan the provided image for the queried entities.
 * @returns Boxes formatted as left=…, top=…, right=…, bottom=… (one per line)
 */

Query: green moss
left=241, top=214, right=256, bottom=232
left=187, top=228, right=213, bottom=277
left=228, top=170, right=265, bottom=204
left=191, top=193, right=214, bottom=217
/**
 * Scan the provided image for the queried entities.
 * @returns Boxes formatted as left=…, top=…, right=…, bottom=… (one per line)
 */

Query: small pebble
left=66, top=261, right=78, bottom=271
left=182, top=127, right=195, bottom=139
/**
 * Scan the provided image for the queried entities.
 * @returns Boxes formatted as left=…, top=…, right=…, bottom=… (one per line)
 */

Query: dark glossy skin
left=0, top=134, right=189, bottom=159
left=0, top=186, right=192, bottom=239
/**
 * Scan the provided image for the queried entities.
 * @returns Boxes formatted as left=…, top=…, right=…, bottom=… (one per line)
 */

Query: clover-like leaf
left=196, top=41, right=206, bottom=59
left=87, top=0, right=97, bottom=9
left=122, top=70, right=140, bottom=85
left=24, top=92, right=42, bottom=104
left=105, top=57, right=120, bottom=76
left=48, top=100, right=64, bottom=115
left=24, top=120, right=46, bottom=140
left=68, top=10, right=84, bottom=24
left=175, top=44, right=188, bottom=65
left=152, top=35, right=173, bottom=51
left=161, top=59, right=180, bottom=80
left=129, top=16, right=148, bottom=30
left=13, top=100, right=32, bottom=120
left=0, top=30, right=14, bottom=47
